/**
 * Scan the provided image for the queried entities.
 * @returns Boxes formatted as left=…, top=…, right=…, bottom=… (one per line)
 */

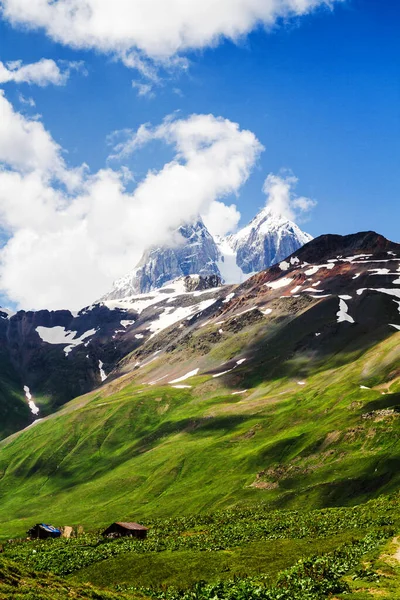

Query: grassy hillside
left=0, top=554, right=139, bottom=599
left=3, top=494, right=400, bottom=599
left=339, top=536, right=400, bottom=598
left=0, top=316, right=398, bottom=539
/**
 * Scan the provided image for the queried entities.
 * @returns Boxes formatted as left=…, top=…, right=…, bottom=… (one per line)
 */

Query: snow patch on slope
left=169, top=369, right=199, bottom=383
left=121, top=320, right=135, bottom=328
left=336, top=299, right=355, bottom=324
left=266, top=278, right=293, bottom=290
left=36, top=326, right=97, bottom=356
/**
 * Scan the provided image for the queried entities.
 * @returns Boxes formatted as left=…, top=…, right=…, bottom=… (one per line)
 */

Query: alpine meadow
left=0, top=1, right=399, bottom=599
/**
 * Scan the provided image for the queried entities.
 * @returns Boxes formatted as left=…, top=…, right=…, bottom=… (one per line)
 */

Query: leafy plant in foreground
left=118, top=533, right=388, bottom=600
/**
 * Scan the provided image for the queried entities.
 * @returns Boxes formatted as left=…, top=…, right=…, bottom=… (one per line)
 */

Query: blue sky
left=0, top=0, right=398, bottom=309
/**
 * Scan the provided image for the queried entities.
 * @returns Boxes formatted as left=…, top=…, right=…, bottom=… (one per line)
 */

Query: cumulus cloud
left=0, top=99, right=262, bottom=310
left=0, top=58, right=84, bottom=86
left=1, top=0, right=343, bottom=74
left=0, top=89, right=63, bottom=173
left=202, top=201, right=241, bottom=237
left=263, top=172, right=317, bottom=221
left=0, top=90, right=84, bottom=190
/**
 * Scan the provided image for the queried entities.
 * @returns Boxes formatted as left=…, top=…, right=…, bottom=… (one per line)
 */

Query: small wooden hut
left=27, top=524, right=62, bottom=540
left=102, top=522, right=148, bottom=539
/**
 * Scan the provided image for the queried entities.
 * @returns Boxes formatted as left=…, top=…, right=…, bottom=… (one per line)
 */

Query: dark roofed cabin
left=28, top=524, right=62, bottom=540
left=102, top=522, right=148, bottom=539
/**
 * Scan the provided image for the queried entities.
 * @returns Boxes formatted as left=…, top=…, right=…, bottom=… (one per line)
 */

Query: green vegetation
left=74, top=538, right=355, bottom=590
left=2, top=494, right=398, bottom=597
left=7, top=495, right=399, bottom=574
left=117, top=534, right=389, bottom=600
left=0, top=284, right=399, bottom=598
left=0, top=321, right=399, bottom=538
left=0, top=554, right=139, bottom=599
left=336, top=536, right=400, bottom=598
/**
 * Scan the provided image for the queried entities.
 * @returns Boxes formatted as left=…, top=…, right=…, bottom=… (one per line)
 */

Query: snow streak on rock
left=336, top=299, right=355, bottom=324
left=169, top=369, right=199, bottom=383
left=99, top=360, right=107, bottom=382
left=23, top=386, right=39, bottom=416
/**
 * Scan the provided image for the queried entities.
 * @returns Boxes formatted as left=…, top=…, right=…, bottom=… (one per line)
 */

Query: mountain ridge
left=1, top=230, right=398, bottom=444
left=103, top=207, right=312, bottom=298
left=0, top=230, right=399, bottom=537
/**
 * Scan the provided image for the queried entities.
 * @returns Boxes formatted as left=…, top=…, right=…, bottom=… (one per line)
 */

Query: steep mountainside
left=0, top=311, right=31, bottom=439
left=0, top=231, right=399, bottom=536
left=0, top=276, right=228, bottom=437
left=105, top=220, right=222, bottom=299
left=103, top=208, right=311, bottom=297
left=225, top=207, right=312, bottom=274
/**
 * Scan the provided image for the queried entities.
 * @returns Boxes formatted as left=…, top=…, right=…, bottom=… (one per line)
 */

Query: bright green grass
left=0, top=555, right=140, bottom=600
left=71, top=534, right=363, bottom=590
left=3, top=494, right=399, bottom=600
left=0, top=314, right=398, bottom=538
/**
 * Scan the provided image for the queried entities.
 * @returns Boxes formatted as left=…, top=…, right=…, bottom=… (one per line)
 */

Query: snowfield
left=36, top=326, right=97, bottom=356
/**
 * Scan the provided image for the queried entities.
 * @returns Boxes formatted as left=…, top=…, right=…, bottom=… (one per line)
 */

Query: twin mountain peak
left=103, top=207, right=312, bottom=299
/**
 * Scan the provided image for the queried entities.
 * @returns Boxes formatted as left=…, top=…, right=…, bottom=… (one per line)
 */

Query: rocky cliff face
left=183, top=274, right=222, bottom=292
left=104, top=209, right=312, bottom=298
left=225, top=208, right=313, bottom=275
left=0, top=303, right=139, bottom=427
left=104, top=220, right=221, bottom=300
left=0, top=274, right=229, bottom=436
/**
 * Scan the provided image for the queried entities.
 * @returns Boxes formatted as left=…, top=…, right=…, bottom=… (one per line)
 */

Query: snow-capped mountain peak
left=225, top=207, right=313, bottom=276
left=103, top=219, right=221, bottom=300
left=102, top=208, right=312, bottom=299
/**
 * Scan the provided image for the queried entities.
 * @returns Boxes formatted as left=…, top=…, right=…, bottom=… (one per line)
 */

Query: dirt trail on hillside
left=393, top=537, right=400, bottom=562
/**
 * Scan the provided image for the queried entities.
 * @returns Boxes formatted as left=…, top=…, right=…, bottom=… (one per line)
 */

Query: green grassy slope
left=73, top=537, right=354, bottom=590
left=0, top=554, right=140, bottom=599
left=3, top=495, right=399, bottom=598
left=0, top=316, right=398, bottom=538
left=337, top=536, right=400, bottom=598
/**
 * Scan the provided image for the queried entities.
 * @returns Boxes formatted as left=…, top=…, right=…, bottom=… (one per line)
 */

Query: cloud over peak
left=263, top=172, right=317, bottom=221
left=0, top=98, right=263, bottom=310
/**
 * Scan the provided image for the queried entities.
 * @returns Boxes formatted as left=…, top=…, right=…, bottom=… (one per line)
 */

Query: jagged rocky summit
left=104, top=221, right=221, bottom=300
left=225, top=207, right=312, bottom=275
left=103, top=207, right=313, bottom=299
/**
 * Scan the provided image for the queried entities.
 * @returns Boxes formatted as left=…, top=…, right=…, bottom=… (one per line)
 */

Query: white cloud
left=292, top=195, right=318, bottom=212
left=0, top=90, right=64, bottom=173
left=263, top=172, right=317, bottom=220
left=132, top=81, right=155, bottom=98
left=202, top=201, right=241, bottom=237
left=0, top=91, right=84, bottom=191
left=0, top=101, right=262, bottom=310
left=1, top=0, right=343, bottom=73
left=0, top=58, right=84, bottom=86
left=18, top=94, right=36, bottom=108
